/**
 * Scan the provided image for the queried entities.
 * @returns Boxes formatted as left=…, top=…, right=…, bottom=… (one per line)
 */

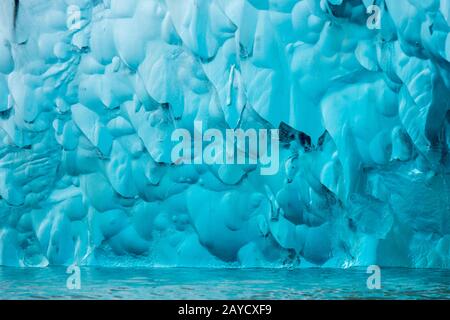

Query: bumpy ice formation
left=0, top=0, right=449, bottom=268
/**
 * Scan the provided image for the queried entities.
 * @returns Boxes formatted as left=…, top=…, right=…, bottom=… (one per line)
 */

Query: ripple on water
left=0, top=267, right=448, bottom=300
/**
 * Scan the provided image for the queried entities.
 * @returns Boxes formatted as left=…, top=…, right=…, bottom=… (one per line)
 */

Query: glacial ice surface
left=0, top=0, right=449, bottom=268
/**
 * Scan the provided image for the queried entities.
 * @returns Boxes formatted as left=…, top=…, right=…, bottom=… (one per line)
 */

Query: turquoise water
left=0, top=267, right=448, bottom=300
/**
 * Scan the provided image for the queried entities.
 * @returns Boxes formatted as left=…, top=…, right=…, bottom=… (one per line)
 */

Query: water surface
left=0, top=267, right=448, bottom=300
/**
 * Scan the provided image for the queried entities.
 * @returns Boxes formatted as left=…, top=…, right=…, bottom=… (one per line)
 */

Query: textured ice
left=0, top=0, right=449, bottom=268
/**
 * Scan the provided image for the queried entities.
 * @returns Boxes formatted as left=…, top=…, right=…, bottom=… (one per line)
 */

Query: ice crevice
left=0, top=0, right=449, bottom=268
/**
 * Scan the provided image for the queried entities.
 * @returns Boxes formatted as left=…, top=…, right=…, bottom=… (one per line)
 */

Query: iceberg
left=0, top=0, right=449, bottom=269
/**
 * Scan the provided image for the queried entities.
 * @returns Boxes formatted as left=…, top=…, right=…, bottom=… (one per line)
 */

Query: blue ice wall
left=0, top=0, right=449, bottom=268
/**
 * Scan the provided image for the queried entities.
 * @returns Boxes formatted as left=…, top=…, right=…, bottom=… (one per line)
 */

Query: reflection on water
left=0, top=267, right=448, bottom=300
